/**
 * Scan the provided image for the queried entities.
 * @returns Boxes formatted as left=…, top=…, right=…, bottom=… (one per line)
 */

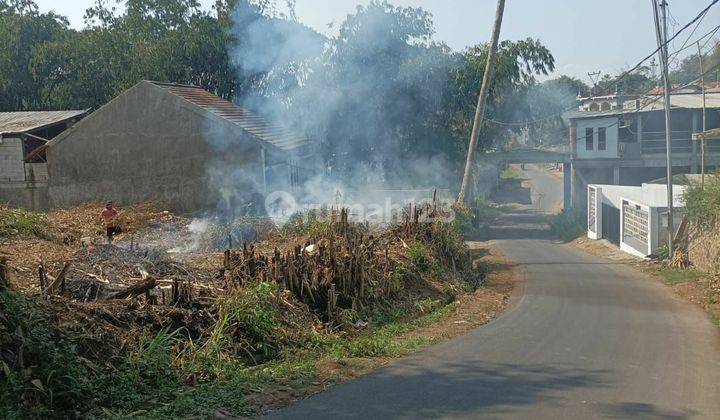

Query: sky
left=34, top=0, right=720, bottom=83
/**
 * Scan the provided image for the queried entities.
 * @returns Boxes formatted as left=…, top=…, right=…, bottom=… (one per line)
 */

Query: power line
left=667, top=4, right=710, bottom=68
left=569, top=60, right=720, bottom=142
left=700, top=24, right=720, bottom=50
left=603, top=0, right=718, bottom=96
left=487, top=2, right=720, bottom=128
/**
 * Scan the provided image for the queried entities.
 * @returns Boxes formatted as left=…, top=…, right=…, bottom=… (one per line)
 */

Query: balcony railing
left=641, top=130, right=692, bottom=154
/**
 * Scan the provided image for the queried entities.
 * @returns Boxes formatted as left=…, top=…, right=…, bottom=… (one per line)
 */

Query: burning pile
left=21, top=242, right=215, bottom=308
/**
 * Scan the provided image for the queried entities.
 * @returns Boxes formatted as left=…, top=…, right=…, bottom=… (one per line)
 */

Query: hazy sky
left=34, top=0, right=720, bottom=83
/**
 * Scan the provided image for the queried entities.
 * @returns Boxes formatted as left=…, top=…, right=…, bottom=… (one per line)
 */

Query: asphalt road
left=265, top=166, right=720, bottom=419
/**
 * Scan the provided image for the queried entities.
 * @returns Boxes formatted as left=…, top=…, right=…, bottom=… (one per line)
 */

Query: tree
left=0, top=2, right=69, bottom=110
left=670, top=40, right=720, bottom=85
left=441, top=38, right=555, bottom=152
left=280, top=1, right=448, bottom=185
left=591, top=66, right=656, bottom=96
left=512, top=75, right=591, bottom=147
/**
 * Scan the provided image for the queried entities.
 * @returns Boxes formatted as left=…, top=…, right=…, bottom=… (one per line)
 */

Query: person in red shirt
left=100, top=201, right=121, bottom=244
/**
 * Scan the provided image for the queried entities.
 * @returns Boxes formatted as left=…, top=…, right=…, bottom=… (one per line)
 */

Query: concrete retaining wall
left=0, top=185, right=50, bottom=211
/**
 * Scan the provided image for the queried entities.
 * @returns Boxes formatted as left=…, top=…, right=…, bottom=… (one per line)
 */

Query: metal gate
left=588, top=187, right=597, bottom=233
left=602, top=204, right=620, bottom=245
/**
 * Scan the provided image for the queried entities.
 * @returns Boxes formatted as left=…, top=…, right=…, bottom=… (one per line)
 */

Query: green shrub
left=474, top=197, right=505, bottom=227
left=460, top=268, right=484, bottom=292
left=279, top=209, right=332, bottom=237
left=452, top=199, right=505, bottom=238
left=0, top=289, right=88, bottom=418
left=684, top=172, right=720, bottom=230
left=406, top=243, right=438, bottom=275
left=0, top=208, right=51, bottom=239
left=214, top=282, right=284, bottom=361
left=500, top=165, right=524, bottom=180
left=92, top=328, right=183, bottom=411
left=452, top=204, right=479, bottom=238
left=550, top=209, right=586, bottom=242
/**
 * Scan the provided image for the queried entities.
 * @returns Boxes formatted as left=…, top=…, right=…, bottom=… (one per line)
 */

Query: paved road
left=265, top=167, right=720, bottom=419
left=523, top=165, right=563, bottom=213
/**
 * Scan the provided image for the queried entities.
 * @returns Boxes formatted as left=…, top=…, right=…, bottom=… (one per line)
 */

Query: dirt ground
left=570, top=236, right=720, bottom=325
left=243, top=242, right=518, bottom=415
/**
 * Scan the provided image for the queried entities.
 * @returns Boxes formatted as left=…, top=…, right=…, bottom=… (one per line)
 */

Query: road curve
left=264, top=168, right=720, bottom=419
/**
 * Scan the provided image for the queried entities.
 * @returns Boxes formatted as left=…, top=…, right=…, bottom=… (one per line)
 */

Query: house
left=47, top=81, right=312, bottom=214
left=0, top=110, right=88, bottom=210
left=587, top=183, right=686, bottom=257
left=564, top=90, right=720, bottom=209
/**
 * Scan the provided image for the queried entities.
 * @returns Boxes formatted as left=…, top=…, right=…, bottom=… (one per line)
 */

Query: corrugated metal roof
left=564, top=92, right=720, bottom=120
left=0, top=110, right=88, bottom=135
left=151, top=81, right=308, bottom=150
left=633, top=92, right=720, bottom=111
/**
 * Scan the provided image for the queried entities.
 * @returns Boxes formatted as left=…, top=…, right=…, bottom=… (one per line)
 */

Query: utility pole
left=697, top=41, right=706, bottom=189
left=652, top=0, right=674, bottom=256
left=587, top=71, right=601, bottom=94
left=458, top=0, right=506, bottom=204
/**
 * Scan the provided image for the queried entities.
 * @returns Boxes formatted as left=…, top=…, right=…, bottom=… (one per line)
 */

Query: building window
left=585, top=128, right=594, bottom=150
left=598, top=127, right=606, bottom=150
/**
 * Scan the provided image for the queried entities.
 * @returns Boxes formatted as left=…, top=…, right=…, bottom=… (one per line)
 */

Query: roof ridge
left=154, top=81, right=308, bottom=150
left=146, top=80, right=201, bottom=89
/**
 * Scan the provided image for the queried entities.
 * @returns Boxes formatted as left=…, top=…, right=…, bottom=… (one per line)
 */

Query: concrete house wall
left=48, top=81, right=268, bottom=212
left=575, top=116, right=619, bottom=159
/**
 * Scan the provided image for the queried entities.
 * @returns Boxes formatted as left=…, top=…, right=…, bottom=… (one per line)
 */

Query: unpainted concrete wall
left=0, top=185, right=49, bottom=211
left=48, top=81, right=267, bottom=213
left=0, top=137, right=25, bottom=182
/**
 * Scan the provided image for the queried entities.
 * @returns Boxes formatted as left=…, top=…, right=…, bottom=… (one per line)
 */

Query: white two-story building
left=564, top=88, right=720, bottom=209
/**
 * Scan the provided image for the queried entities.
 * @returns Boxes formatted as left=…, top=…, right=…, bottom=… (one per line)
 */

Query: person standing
left=100, top=201, right=121, bottom=244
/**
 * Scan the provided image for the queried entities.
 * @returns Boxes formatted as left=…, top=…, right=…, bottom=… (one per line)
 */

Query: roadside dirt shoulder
left=246, top=242, right=519, bottom=416
left=569, top=236, right=720, bottom=326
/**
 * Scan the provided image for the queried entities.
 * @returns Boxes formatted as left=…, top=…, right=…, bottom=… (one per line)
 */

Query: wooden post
left=458, top=0, right=506, bottom=203
left=0, top=256, right=7, bottom=289
left=106, top=277, right=156, bottom=300
left=698, top=41, right=707, bottom=189
left=38, top=262, right=46, bottom=289
left=43, top=261, right=71, bottom=294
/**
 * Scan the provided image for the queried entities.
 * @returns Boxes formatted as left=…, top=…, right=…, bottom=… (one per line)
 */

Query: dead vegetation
left=0, top=201, right=493, bottom=418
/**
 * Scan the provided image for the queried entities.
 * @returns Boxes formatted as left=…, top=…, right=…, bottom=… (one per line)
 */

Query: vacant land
left=0, top=203, right=515, bottom=418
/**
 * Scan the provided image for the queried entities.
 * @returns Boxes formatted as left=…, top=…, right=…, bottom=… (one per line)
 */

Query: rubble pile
left=57, top=244, right=216, bottom=305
